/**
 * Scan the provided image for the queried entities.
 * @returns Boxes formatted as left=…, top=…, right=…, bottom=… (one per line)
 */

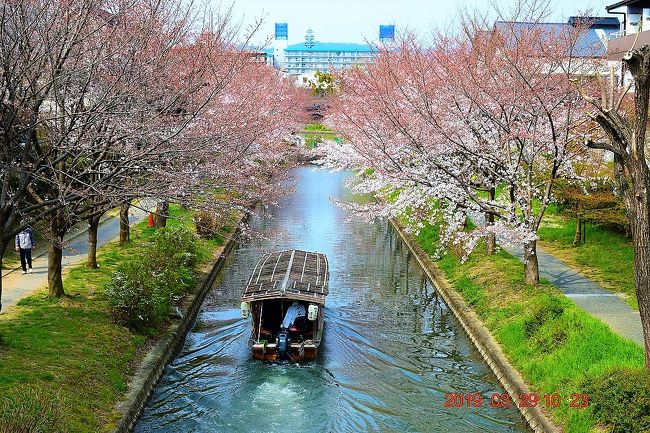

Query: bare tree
left=578, top=45, right=650, bottom=368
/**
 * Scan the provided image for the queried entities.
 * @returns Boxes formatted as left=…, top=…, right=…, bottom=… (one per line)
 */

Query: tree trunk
left=48, top=241, right=64, bottom=298
left=623, top=47, right=650, bottom=368
left=87, top=214, right=101, bottom=269
left=486, top=187, right=496, bottom=255
left=627, top=186, right=650, bottom=369
left=573, top=217, right=582, bottom=245
left=523, top=239, right=540, bottom=286
left=119, top=201, right=130, bottom=245
left=154, top=201, right=168, bottom=228
left=486, top=228, right=496, bottom=255
left=48, top=211, right=66, bottom=298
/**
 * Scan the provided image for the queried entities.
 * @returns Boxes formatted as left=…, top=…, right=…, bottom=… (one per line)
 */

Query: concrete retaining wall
left=111, top=228, right=239, bottom=433
left=389, top=218, right=561, bottom=433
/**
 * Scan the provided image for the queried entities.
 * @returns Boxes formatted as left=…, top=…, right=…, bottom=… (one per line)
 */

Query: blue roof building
left=282, top=41, right=378, bottom=75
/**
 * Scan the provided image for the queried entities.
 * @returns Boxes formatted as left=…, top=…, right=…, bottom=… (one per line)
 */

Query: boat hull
left=251, top=341, right=320, bottom=362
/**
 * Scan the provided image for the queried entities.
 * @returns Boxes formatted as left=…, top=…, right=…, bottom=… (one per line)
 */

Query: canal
left=134, top=166, right=530, bottom=433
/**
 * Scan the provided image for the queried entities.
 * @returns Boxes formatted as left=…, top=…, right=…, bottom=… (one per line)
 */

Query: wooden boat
left=240, top=249, right=329, bottom=362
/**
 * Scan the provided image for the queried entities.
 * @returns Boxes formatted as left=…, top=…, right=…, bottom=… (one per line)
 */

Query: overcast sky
left=222, top=0, right=616, bottom=46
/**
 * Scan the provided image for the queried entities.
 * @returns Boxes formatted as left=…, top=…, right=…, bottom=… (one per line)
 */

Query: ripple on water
left=134, top=167, right=530, bottom=433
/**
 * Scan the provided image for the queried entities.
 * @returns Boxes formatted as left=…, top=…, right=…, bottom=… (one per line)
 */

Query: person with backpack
left=15, top=227, right=36, bottom=274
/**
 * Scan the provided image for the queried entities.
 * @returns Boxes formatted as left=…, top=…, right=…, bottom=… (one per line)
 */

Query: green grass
left=413, top=221, right=645, bottom=433
left=0, top=205, right=231, bottom=432
left=538, top=213, right=637, bottom=309
left=304, top=122, right=332, bottom=132
left=302, top=122, right=340, bottom=149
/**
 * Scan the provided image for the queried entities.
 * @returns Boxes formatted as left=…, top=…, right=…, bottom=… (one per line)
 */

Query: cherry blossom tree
left=0, top=0, right=308, bottom=303
left=21, top=0, right=218, bottom=295
left=0, top=0, right=115, bottom=301
left=321, top=2, right=591, bottom=285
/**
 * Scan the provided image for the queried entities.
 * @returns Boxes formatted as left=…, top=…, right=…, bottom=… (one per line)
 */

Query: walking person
left=15, top=227, right=36, bottom=274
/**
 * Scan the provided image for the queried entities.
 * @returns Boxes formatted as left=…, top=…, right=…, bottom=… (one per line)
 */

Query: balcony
left=607, top=30, right=650, bottom=59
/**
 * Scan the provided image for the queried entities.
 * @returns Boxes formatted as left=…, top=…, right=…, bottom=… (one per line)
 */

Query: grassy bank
left=537, top=213, right=637, bottom=309
left=0, top=206, right=231, bottom=433
left=412, top=221, right=645, bottom=433
left=303, top=122, right=339, bottom=149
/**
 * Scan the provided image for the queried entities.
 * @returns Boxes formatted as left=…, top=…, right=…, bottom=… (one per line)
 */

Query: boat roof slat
left=322, top=255, right=328, bottom=293
left=243, top=249, right=329, bottom=299
left=254, top=253, right=273, bottom=284
left=269, top=251, right=283, bottom=281
left=280, top=250, right=296, bottom=293
left=300, top=251, right=308, bottom=282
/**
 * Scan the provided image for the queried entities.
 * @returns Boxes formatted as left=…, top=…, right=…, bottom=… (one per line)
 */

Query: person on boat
left=281, top=301, right=306, bottom=331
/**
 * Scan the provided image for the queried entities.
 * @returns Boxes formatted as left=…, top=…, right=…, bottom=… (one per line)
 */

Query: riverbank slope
left=0, top=206, right=236, bottom=433
left=402, top=219, right=646, bottom=433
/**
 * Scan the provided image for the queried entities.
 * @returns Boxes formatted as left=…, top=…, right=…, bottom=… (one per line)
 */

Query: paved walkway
left=1, top=204, right=151, bottom=311
left=505, top=245, right=644, bottom=346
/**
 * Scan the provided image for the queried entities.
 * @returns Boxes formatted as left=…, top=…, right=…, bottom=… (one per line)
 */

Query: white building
left=282, top=41, right=377, bottom=75
left=607, top=0, right=650, bottom=59
left=267, top=23, right=393, bottom=75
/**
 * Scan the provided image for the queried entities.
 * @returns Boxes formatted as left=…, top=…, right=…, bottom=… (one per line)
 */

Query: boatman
left=281, top=301, right=306, bottom=330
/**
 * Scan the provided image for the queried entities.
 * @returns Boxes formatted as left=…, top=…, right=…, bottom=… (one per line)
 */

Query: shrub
left=193, top=210, right=220, bottom=239
left=106, top=226, right=198, bottom=332
left=106, top=261, right=175, bottom=331
left=148, top=225, right=199, bottom=267
left=0, top=388, right=68, bottom=433
left=532, top=322, right=568, bottom=354
left=584, top=368, right=650, bottom=433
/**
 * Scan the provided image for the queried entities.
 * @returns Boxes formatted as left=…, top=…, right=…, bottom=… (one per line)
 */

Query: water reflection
left=134, top=166, right=529, bottom=433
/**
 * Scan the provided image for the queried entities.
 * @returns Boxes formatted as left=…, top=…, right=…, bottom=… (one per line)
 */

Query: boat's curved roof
left=242, top=249, right=329, bottom=303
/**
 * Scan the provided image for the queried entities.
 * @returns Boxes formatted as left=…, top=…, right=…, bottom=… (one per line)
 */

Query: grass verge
left=537, top=213, right=636, bottom=309
left=0, top=205, right=232, bottom=432
left=412, top=221, right=645, bottom=433
left=302, top=122, right=340, bottom=149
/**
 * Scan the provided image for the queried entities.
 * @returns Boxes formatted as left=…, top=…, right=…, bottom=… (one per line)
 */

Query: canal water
left=134, top=166, right=530, bottom=433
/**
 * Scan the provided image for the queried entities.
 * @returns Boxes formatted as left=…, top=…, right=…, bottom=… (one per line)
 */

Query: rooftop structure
left=242, top=250, right=329, bottom=303
left=606, top=0, right=650, bottom=59
left=268, top=24, right=393, bottom=75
